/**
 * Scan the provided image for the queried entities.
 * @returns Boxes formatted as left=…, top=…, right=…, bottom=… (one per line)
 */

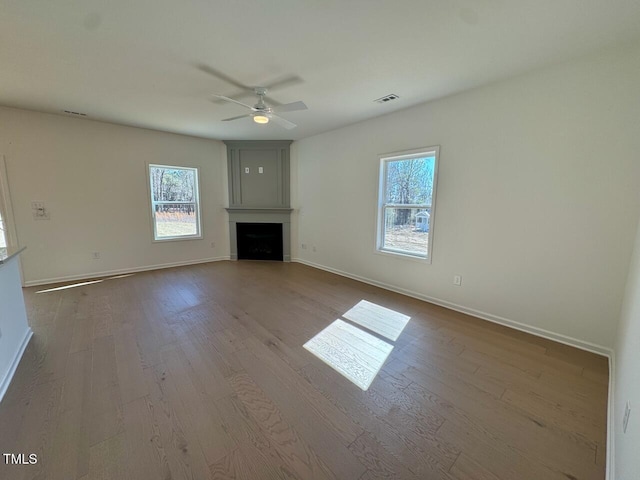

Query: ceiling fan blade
left=212, top=91, right=281, bottom=106
left=264, top=74, right=303, bottom=91
left=211, top=92, right=253, bottom=105
left=197, top=64, right=252, bottom=91
left=270, top=114, right=297, bottom=130
left=222, top=114, right=251, bottom=122
left=274, top=101, right=308, bottom=113
left=211, top=95, right=254, bottom=110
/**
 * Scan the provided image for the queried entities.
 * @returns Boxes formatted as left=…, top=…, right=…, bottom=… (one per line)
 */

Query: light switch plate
left=32, top=201, right=50, bottom=220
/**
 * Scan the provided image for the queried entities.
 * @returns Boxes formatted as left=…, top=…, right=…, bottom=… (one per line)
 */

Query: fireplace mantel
left=225, top=207, right=293, bottom=214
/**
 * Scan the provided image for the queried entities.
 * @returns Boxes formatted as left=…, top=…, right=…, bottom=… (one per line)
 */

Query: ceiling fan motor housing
left=212, top=84, right=306, bottom=129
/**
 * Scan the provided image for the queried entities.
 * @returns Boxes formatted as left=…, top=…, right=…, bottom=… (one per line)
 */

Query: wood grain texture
left=304, top=319, right=393, bottom=390
left=0, top=260, right=607, bottom=479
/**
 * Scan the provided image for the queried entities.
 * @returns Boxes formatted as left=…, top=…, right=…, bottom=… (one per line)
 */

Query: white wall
left=0, top=106, right=229, bottom=285
left=292, top=44, right=640, bottom=351
left=613, top=208, right=640, bottom=479
left=0, top=255, right=32, bottom=402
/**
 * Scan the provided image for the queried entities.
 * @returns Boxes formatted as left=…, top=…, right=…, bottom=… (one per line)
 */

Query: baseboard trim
left=23, top=256, right=231, bottom=287
left=0, top=328, right=33, bottom=403
left=292, top=257, right=613, bottom=358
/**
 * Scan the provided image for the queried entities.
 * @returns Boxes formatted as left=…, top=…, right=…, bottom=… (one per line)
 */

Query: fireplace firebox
left=236, top=223, right=283, bottom=261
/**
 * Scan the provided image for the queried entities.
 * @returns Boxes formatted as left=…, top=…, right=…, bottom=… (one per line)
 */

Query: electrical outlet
left=623, top=401, right=631, bottom=433
left=453, top=275, right=462, bottom=286
left=210, top=242, right=216, bottom=248
left=301, top=243, right=307, bottom=250
left=92, top=252, right=100, bottom=260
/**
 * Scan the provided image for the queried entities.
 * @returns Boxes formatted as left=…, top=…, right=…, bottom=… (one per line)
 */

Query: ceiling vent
left=374, top=94, right=399, bottom=104
left=62, top=110, right=87, bottom=117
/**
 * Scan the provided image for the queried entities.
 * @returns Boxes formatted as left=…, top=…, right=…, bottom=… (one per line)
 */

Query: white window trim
left=147, top=163, right=203, bottom=242
left=375, top=146, right=439, bottom=263
left=0, top=155, right=19, bottom=249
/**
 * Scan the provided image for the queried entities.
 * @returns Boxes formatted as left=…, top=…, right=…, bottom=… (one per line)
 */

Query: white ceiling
left=1, top=0, right=639, bottom=141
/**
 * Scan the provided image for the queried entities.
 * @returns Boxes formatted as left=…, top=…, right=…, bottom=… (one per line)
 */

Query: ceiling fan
left=213, top=87, right=307, bottom=129
left=197, top=64, right=302, bottom=104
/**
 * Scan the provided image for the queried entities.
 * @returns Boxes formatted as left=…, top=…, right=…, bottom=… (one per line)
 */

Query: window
left=148, top=164, right=201, bottom=241
left=377, top=147, right=439, bottom=260
left=0, top=157, right=14, bottom=257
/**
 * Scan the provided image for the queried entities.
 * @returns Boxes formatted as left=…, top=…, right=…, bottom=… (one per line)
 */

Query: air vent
left=62, top=110, right=87, bottom=117
left=374, top=94, right=399, bottom=104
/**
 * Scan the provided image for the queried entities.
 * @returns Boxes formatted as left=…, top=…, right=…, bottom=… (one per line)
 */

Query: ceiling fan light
left=253, top=114, right=269, bottom=124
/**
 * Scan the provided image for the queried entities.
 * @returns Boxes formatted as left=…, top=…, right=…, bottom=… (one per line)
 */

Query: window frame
left=147, top=163, right=203, bottom=242
left=375, top=146, right=439, bottom=263
left=0, top=155, right=18, bottom=253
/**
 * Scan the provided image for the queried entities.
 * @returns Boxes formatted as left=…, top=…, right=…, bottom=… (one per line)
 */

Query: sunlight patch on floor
left=304, top=319, right=393, bottom=391
left=36, top=273, right=135, bottom=293
left=342, top=299, right=410, bottom=341
left=36, top=279, right=104, bottom=293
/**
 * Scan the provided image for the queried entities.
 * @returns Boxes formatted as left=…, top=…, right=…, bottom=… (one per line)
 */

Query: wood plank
left=160, top=344, right=236, bottom=465
left=449, top=453, right=501, bottom=480
left=239, top=336, right=363, bottom=445
left=234, top=344, right=366, bottom=479
left=177, top=337, right=234, bottom=400
left=401, top=377, right=603, bottom=480
left=88, top=335, right=124, bottom=446
left=300, top=363, right=459, bottom=476
left=48, top=349, right=92, bottom=480
left=501, top=388, right=606, bottom=446
left=229, top=372, right=338, bottom=480
left=348, top=432, right=420, bottom=480
left=214, top=394, right=304, bottom=480
left=122, top=396, right=171, bottom=480
left=3, top=379, right=63, bottom=480
left=209, top=448, right=253, bottom=480
left=142, top=363, right=217, bottom=480
left=437, top=420, right=592, bottom=480
left=87, top=432, right=129, bottom=480
left=113, top=325, right=148, bottom=404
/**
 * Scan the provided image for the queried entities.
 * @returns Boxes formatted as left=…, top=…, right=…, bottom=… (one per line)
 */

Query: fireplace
left=227, top=208, right=292, bottom=261
left=236, top=223, right=283, bottom=261
left=223, top=140, right=293, bottom=262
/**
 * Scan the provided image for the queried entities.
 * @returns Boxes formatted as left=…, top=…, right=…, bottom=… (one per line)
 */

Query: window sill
left=374, top=247, right=431, bottom=264
left=152, top=235, right=203, bottom=243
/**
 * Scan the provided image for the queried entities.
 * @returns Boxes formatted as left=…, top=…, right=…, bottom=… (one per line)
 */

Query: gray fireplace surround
left=224, top=140, right=293, bottom=261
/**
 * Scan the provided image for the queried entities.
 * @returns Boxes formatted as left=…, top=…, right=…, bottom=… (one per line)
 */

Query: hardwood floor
left=0, top=261, right=608, bottom=480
